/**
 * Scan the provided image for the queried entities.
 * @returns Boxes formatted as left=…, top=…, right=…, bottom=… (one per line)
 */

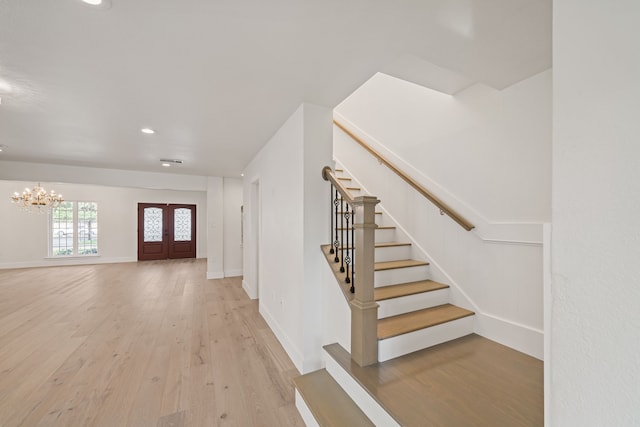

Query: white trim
left=543, top=222, right=551, bottom=424
left=475, top=312, right=543, bottom=360
left=242, top=279, right=257, bottom=299
left=224, top=269, right=243, bottom=277
left=0, top=256, right=135, bottom=269
left=483, top=239, right=543, bottom=246
left=44, top=254, right=101, bottom=260
left=206, top=271, right=224, bottom=280
left=324, top=349, right=400, bottom=426
left=295, top=389, right=320, bottom=427
left=260, top=304, right=304, bottom=372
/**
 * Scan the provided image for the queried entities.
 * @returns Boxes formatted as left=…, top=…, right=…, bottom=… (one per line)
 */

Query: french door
left=137, top=203, right=196, bottom=261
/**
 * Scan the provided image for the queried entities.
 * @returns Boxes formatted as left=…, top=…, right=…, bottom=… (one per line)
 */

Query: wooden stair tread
left=378, top=304, right=474, bottom=340
left=374, top=280, right=448, bottom=301
left=374, top=242, right=410, bottom=248
left=346, top=187, right=360, bottom=190
left=337, top=211, right=382, bottom=215
left=337, top=177, right=351, bottom=181
left=339, top=242, right=411, bottom=250
left=375, top=259, right=429, bottom=271
left=337, top=225, right=395, bottom=231
left=294, top=369, right=374, bottom=427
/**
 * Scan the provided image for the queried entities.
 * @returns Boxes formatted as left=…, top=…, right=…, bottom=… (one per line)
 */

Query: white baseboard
left=475, top=312, right=543, bottom=360
left=0, top=256, right=136, bottom=269
left=242, top=279, right=257, bottom=300
left=224, top=269, right=243, bottom=277
left=206, top=270, right=224, bottom=279
left=260, top=304, right=304, bottom=372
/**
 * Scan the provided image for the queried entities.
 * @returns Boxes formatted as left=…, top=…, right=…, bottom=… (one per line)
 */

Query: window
left=50, top=201, right=98, bottom=256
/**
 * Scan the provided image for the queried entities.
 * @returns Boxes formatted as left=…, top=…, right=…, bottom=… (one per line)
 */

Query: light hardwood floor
left=0, top=259, right=304, bottom=427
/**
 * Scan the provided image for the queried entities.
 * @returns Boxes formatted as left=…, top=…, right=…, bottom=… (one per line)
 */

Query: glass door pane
left=143, top=207, right=164, bottom=242
left=173, top=207, right=192, bottom=241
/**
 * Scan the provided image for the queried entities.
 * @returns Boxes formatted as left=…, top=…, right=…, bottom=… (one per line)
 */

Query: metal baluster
left=344, top=202, right=351, bottom=284
left=340, top=196, right=345, bottom=273
left=333, top=188, right=340, bottom=263
left=329, top=184, right=335, bottom=255
left=350, top=206, right=355, bottom=293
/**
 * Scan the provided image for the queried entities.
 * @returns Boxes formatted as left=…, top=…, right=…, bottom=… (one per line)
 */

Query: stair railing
left=334, top=119, right=475, bottom=231
left=322, top=166, right=379, bottom=367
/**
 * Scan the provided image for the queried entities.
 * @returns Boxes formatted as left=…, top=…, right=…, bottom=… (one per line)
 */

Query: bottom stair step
left=294, top=369, right=374, bottom=427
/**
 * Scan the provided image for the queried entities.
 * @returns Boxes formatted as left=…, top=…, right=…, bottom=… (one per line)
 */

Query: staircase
left=295, top=167, right=476, bottom=425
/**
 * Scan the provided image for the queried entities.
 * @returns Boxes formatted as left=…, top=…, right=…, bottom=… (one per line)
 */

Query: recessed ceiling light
left=160, top=159, right=183, bottom=169
left=78, top=0, right=112, bottom=9
left=241, top=173, right=244, bottom=177
left=141, top=128, right=155, bottom=134
left=0, top=79, right=13, bottom=93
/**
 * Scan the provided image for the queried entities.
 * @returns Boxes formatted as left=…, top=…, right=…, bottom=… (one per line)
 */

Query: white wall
left=223, top=177, right=243, bottom=277
left=206, top=177, right=224, bottom=279
left=333, top=71, right=551, bottom=358
left=551, top=1, right=640, bottom=425
left=0, top=179, right=207, bottom=268
left=335, top=70, right=551, bottom=224
left=242, top=103, right=332, bottom=373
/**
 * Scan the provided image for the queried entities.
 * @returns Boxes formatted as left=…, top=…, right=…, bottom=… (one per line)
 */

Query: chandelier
left=11, top=183, right=64, bottom=213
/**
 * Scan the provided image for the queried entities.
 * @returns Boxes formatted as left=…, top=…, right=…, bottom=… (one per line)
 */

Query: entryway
left=137, top=203, right=196, bottom=260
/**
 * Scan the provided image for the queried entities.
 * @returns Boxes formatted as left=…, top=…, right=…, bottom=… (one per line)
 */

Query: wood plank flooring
left=0, top=259, right=304, bottom=427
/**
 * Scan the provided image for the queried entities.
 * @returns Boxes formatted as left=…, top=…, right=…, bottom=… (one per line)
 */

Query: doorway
left=137, top=203, right=196, bottom=261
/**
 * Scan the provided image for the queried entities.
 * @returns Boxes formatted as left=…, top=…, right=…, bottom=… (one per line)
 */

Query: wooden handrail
left=333, top=120, right=475, bottom=231
left=322, top=166, right=355, bottom=204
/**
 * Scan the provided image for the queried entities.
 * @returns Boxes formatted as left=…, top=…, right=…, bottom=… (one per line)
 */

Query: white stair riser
left=323, top=350, right=400, bottom=427
left=295, top=390, right=320, bottom=427
left=378, top=316, right=475, bottom=362
left=374, top=245, right=412, bottom=262
left=377, top=288, right=450, bottom=319
left=375, top=265, right=430, bottom=287
left=374, top=228, right=396, bottom=243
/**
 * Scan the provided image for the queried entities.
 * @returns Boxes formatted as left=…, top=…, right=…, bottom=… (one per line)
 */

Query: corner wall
left=223, top=177, right=243, bottom=277
left=551, top=1, right=640, bottom=424
left=242, top=103, right=332, bottom=373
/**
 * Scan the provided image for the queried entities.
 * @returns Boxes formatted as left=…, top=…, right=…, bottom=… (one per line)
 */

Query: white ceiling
left=0, top=0, right=551, bottom=177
